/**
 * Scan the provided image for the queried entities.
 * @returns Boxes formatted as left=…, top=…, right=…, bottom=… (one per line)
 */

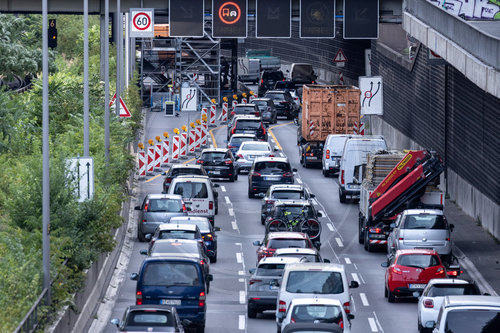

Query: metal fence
left=13, top=289, right=48, bottom=333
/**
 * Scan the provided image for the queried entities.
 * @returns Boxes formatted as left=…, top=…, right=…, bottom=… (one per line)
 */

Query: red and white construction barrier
left=147, top=146, right=155, bottom=174
left=161, top=140, right=170, bottom=165
left=155, top=143, right=162, bottom=170
left=309, top=121, right=315, bottom=137
left=188, top=129, right=196, bottom=153
left=249, top=95, right=256, bottom=102
left=195, top=125, right=201, bottom=149
left=232, top=100, right=238, bottom=110
left=242, top=98, right=247, bottom=104
left=172, top=136, right=180, bottom=161
left=221, top=102, right=228, bottom=122
left=180, top=132, right=188, bottom=157
left=353, top=121, right=358, bottom=135
left=209, top=104, right=216, bottom=126
left=201, top=107, right=208, bottom=121
left=138, top=150, right=146, bottom=177
left=339, top=72, right=344, bottom=85
left=201, top=122, right=208, bottom=146
left=359, top=122, right=365, bottom=135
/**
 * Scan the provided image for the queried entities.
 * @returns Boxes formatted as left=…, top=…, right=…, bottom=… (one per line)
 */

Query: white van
left=275, top=263, right=359, bottom=331
left=322, top=134, right=359, bottom=177
left=168, top=175, right=219, bottom=226
left=338, top=136, right=387, bottom=203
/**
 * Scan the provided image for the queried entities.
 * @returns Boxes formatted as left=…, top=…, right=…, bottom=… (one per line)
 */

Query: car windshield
left=241, top=143, right=269, bottom=151
left=126, top=311, right=173, bottom=327
left=255, top=162, right=291, bottom=173
left=171, top=168, right=203, bottom=177
left=234, top=107, right=256, bottom=114
left=265, top=93, right=285, bottom=101
left=201, top=152, right=226, bottom=161
left=158, top=230, right=198, bottom=240
left=291, top=305, right=342, bottom=324
left=151, top=241, right=200, bottom=255
left=403, top=214, right=447, bottom=229
left=170, top=218, right=211, bottom=233
left=271, top=190, right=305, bottom=200
left=276, top=206, right=314, bottom=219
left=286, top=271, right=344, bottom=294
left=426, top=284, right=479, bottom=297
left=444, top=309, right=500, bottom=333
left=236, top=120, right=261, bottom=129
left=142, top=262, right=199, bottom=286
left=263, top=72, right=284, bottom=81
left=268, top=239, right=307, bottom=249
left=397, top=254, right=441, bottom=268
left=173, top=182, right=208, bottom=198
left=230, top=137, right=255, bottom=145
left=147, top=199, right=183, bottom=212
left=256, top=263, right=286, bottom=276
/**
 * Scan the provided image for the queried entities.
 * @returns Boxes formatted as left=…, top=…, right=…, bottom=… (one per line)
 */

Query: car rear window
left=271, top=190, right=305, bottom=200
left=235, top=120, right=261, bottom=129
left=277, top=253, right=320, bottom=262
left=256, top=263, right=286, bottom=276
left=150, top=241, right=200, bottom=255
left=147, top=199, right=183, bottom=212
left=158, top=230, right=198, bottom=240
left=265, top=93, right=285, bottom=101
left=427, top=284, right=480, bottom=297
left=268, top=239, right=307, bottom=249
left=229, top=137, right=256, bottom=145
left=275, top=81, right=294, bottom=89
left=403, top=214, right=447, bottom=229
left=171, top=168, right=203, bottom=177
left=444, top=309, right=500, bottom=333
left=126, top=311, right=173, bottom=326
left=397, top=254, right=441, bottom=268
left=241, top=143, right=269, bottom=151
left=201, top=152, right=226, bottom=161
left=254, top=162, right=291, bottom=173
left=169, top=218, right=211, bottom=233
left=262, top=71, right=284, bottom=81
left=173, top=182, right=208, bottom=198
left=142, top=262, right=199, bottom=286
left=291, top=304, right=342, bottom=324
left=253, top=101, right=268, bottom=107
left=234, top=106, right=256, bottom=113
left=286, top=271, right=344, bottom=294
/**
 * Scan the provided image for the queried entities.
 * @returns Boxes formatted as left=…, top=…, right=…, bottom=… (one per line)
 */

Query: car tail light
left=343, top=301, right=351, bottom=314
left=249, top=279, right=262, bottom=285
left=269, top=154, right=275, bottom=157
left=204, top=233, right=213, bottom=241
left=446, top=269, right=463, bottom=277
left=260, top=79, right=263, bottom=85
left=231, top=127, right=236, bottom=134
left=252, top=172, right=261, bottom=177
left=165, top=177, right=173, bottom=184
left=225, top=159, right=233, bottom=165
left=255, top=112, right=260, bottom=117
left=261, top=124, right=266, bottom=135
left=136, top=291, right=143, bottom=305
left=424, top=299, right=434, bottom=308
left=237, top=154, right=244, bottom=159
left=291, top=317, right=296, bottom=323
left=266, top=200, right=274, bottom=204
left=144, top=202, right=149, bottom=211
left=306, top=153, right=314, bottom=157
left=341, top=170, right=344, bottom=185
left=445, top=237, right=450, bottom=241
left=326, top=149, right=330, bottom=159
left=435, top=267, right=445, bottom=275
left=369, top=227, right=382, bottom=233
left=398, top=237, right=404, bottom=241
left=209, top=201, right=214, bottom=210
left=196, top=159, right=203, bottom=164
left=142, top=219, right=147, bottom=223
left=339, top=319, right=344, bottom=329
left=392, top=266, right=402, bottom=275
left=182, top=203, right=187, bottom=212
left=228, top=145, right=235, bottom=149
left=231, top=111, right=235, bottom=117
left=199, top=292, right=206, bottom=307
left=283, top=172, right=293, bottom=177
left=278, top=300, right=286, bottom=312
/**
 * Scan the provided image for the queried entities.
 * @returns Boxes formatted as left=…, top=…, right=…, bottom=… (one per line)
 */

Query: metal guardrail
left=405, top=0, right=500, bottom=69
left=13, top=289, right=48, bottom=333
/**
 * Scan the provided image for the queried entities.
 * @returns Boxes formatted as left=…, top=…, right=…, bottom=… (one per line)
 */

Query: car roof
left=235, top=103, right=257, bottom=107
left=241, top=141, right=269, bottom=146
left=254, top=156, right=289, bottom=163
left=265, top=90, right=288, bottom=94
left=402, top=209, right=444, bottom=215
left=289, top=298, right=343, bottom=307
left=426, top=278, right=472, bottom=286
left=259, top=257, right=303, bottom=265
left=345, top=136, right=385, bottom=142
left=274, top=199, right=311, bottom=206
left=274, top=248, right=318, bottom=255
left=395, top=249, right=440, bottom=256
left=146, top=194, right=183, bottom=200
left=156, top=223, right=199, bottom=231
left=251, top=98, right=271, bottom=101
left=201, top=148, right=229, bottom=153
left=282, top=322, right=342, bottom=333
left=170, top=164, right=203, bottom=169
left=153, top=238, right=200, bottom=245
left=284, top=262, right=345, bottom=272
left=143, top=256, right=200, bottom=264
left=172, top=175, right=211, bottom=182
left=270, top=184, right=304, bottom=191
left=443, top=295, right=500, bottom=308
left=127, top=304, right=175, bottom=312
left=170, top=216, right=210, bottom=223
left=235, top=115, right=261, bottom=120
left=267, top=232, right=308, bottom=239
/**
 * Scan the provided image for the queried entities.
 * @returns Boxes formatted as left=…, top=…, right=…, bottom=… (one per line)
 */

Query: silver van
left=322, top=134, right=357, bottom=177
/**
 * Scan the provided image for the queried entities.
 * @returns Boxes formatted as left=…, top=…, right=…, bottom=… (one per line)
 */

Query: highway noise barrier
left=189, top=129, right=196, bottom=154
left=162, top=139, right=170, bottom=165
left=154, top=143, right=162, bottom=171
left=201, top=122, right=208, bottom=146
left=195, top=125, right=201, bottom=149
left=180, top=132, right=188, bottom=158
left=172, top=136, right=180, bottom=161
left=209, top=104, right=217, bottom=126
left=138, top=150, right=146, bottom=177
left=147, top=147, right=155, bottom=175
left=221, top=102, right=228, bottom=122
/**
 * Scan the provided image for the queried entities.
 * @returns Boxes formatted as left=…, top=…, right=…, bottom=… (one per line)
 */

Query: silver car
left=387, top=209, right=454, bottom=263
left=135, top=194, right=188, bottom=242
left=235, top=141, right=276, bottom=173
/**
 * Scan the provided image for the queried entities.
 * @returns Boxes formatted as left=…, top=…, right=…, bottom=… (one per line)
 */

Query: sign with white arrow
left=67, top=157, right=94, bottom=202
left=359, top=76, right=383, bottom=115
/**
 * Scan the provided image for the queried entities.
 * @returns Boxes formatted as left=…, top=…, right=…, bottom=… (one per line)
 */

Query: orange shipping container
left=301, top=84, right=361, bottom=142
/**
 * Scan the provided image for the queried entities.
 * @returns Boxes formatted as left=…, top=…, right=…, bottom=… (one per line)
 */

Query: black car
left=248, top=157, right=296, bottom=198
left=227, top=116, right=268, bottom=141
left=163, top=164, right=208, bottom=193
left=264, top=90, right=298, bottom=119
left=260, top=184, right=315, bottom=224
left=274, top=80, right=296, bottom=92
left=258, top=70, right=285, bottom=96
left=110, top=305, right=188, bottom=332
left=230, top=103, right=260, bottom=120
left=251, top=97, right=277, bottom=124
left=197, top=148, right=238, bottom=182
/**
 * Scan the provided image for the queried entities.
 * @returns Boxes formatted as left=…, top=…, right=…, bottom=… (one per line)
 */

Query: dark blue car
left=131, top=257, right=213, bottom=332
left=170, top=216, right=219, bottom=263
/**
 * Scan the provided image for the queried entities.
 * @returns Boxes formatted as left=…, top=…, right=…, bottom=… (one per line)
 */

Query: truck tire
left=364, top=233, right=372, bottom=252
left=358, top=219, right=364, bottom=244
left=339, top=188, right=346, bottom=203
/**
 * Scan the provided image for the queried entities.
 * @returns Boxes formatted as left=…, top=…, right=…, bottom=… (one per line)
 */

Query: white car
left=416, top=279, right=481, bottom=333
left=279, top=298, right=354, bottom=333
left=235, top=141, right=276, bottom=173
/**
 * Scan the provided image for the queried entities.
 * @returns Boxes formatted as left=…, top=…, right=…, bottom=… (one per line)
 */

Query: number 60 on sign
left=130, top=8, right=154, bottom=38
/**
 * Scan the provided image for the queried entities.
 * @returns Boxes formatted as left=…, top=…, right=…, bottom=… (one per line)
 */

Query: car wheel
left=364, top=233, right=372, bottom=252
left=247, top=307, right=257, bottom=319
left=234, top=173, right=238, bottom=181
left=322, top=168, right=328, bottom=177
left=388, top=289, right=396, bottom=303
left=248, top=188, right=255, bottom=198
left=206, top=282, right=210, bottom=294
left=261, top=217, right=265, bottom=225
left=358, top=218, right=364, bottom=244
left=210, top=253, right=217, bottom=263
left=137, top=229, right=145, bottom=242
left=384, top=286, right=388, bottom=298
left=339, top=188, right=346, bottom=203
left=229, top=174, right=235, bottom=182
left=196, top=325, right=205, bottom=333
left=277, top=325, right=282, bottom=333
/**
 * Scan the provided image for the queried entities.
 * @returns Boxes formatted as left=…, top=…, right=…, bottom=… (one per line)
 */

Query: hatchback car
left=382, top=249, right=447, bottom=303
left=162, top=164, right=208, bottom=193
left=229, top=103, right=260, bottom=120
left=248, top=157, right=296, bottom=198
left=253, top=231, right=314, bottom=264
left=110, top=305, right=187, bottom=333
left=145, top=223, right=204, bottom=252
left=258, top=70, right=285, bottom=96
left=227, top=133, right=258, bottom=155
left=416, top=278, right=481, bottom=333
left=196, top=148, right=237, bottom=182
left=227, top=115, right=268, bottom=141
left=260, top=184, right=315, bottom=224
left=273, top=248, right=329, bottom=263
left=235, top=141, right=276, bottom=173
left=274, top=81, right=301, bottom=111
left=282, top=323, right=342, bottom=333
left=251, top=97, right=277, bottom=124
left=264, top=90, right=298, bottom=119
left=247, top=257, right=303, bottom=318
left=170, top=216, right=219, bottom=263
left=135, top=194, right=188, bottom=242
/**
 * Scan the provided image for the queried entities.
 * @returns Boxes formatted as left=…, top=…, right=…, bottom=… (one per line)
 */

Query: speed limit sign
left=130, top=8, right=154, bottom=37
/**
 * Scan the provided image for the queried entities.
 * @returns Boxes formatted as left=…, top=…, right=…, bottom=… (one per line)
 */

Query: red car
left=382, top=249, right=447, bottom=303
left=253, top=232, right=314, bottom=265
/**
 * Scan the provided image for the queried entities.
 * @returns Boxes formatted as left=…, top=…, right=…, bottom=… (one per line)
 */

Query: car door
left=388, top=214, right=403, bottom=253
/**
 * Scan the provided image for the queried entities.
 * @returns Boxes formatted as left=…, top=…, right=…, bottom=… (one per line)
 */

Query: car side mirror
left=317, top=211, right=323, bottom=217
left=213, top=184, right=220, bottom=188
left=206, top=274, right=213, bottom=282
left=323, top=259, right=330, bottom=263
left=292, top=168, right=298, bottom=173
left=181, top=319, right=192, bottom=327
left=253, top=240, right=262, bottom=246
left=144, top=234, right=152, bottom=241
left=381, top=262, right=389, bottom=268
left=348, top=314, right=355, bottom=320
left=424, top=321, right=436, bottom=329
left=310, top=194, right=315, bottom=198
left=274, top=147, right=279, bottom=152
left=413, top=291, right=422, bottom=298
left=450, top=223, right=455, bottom=232
left=134, top=205, right=141, bottom=210
left=249, top=268, right=256, bottom=274
left=110, top=318, right=120, bottom=327
left=350, top=281, right=359, bottom=289
left=215, top=226, right=221, bottom=231
left=271, top=279, right=280, bottom=287
left=130, top=273, right=138, bottom=280
left=140, top=249, right=148, bottom=255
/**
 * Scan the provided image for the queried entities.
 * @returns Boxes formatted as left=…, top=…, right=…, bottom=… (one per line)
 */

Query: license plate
left=161, top=299, right=181, bottom=305
left=305, top=157, right=316, bottom=160
left=244, top=130, right=254, bottom=134
left=209, top=170, right=220, bottom=175
left=264, top=176, right=280, bottom=181
left=409, top=284, right=426, bottom=289
left=269, top=285, right=278, bottom=290
left=249, top=155, right=256, bottom=159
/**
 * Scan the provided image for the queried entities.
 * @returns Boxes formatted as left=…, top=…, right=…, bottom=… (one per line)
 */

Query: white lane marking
left=344, top=258, right=351, bottom=264
left=327, top=223, right=334, bottom=232
left=221, top=185, right=226, bottom=192
left=235, top=242, right=242, bottom=246
left=335, top=237, right=344, bottom=247
left=312, top=199, right=318, bottom=205
left=368, top=318, right=378, bottom=332
left=232, top=221, right=238, bottom=230
left=351, top=273, right=360, bottom=284
left=359, top=273, right=366, bottom=284
left=236, top=252, right=242, bottom=263
left=354, top=263, right=358, bottom=270
left=239, top=315, right=245, bottom=330
left=228, top=208, right=234, bottom=216
left=239, top=270, right=245, bottom=275
left=270, top=138, right=275, bottom=143
left=454, top=246, right=498, bottom=296
left=360, top=293, right=370, bottom=306
left=296, top=178, right=303, bottom=184
left=373, top=312, right=385, bottom=333
left=225, top=196, right=231, bottom=204
left=327, top=239, right=341, bottom=263
left=318, top=210, right=325, bottom=216
left=279, top=152, right=284, bottom=157
left=239, top=278, right=245, bottom=283
left=239, top=290, right=246, bottom=304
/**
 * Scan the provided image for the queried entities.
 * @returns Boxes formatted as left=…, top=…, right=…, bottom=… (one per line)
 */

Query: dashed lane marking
left=351, top=273, right=360, bottom=284
left=239, top=315, right=245, bottom=330
left=360, top=293, right=370, bottom=306
left=368, top=318, right=378, bottom=332
left=239, top=290, right=246, bottom=304
left=327, top=223, right=334, bottom=232
left=232, top=221, right=238, bottom=230
left=344, top=258, right=351, bottom=264
left=221, top=185, right=226, bottom=192
left=236, top=252, right=242, bottom=263
left=238, top=270, right=245, bottom=275
left=238, top=278, right=245, bottom=283
left=225, top=196, right=231, bottom=204
left=335, top=237, right=344, bottom=247
left=228, top=208, right=235, bottom=216
left=296, top=178, right=303, bottom=184
left=312, top=199, right=318, bottom=205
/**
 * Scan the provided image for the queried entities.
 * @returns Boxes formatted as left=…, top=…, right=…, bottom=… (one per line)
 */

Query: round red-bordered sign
left=133, top=12, right=151, bottom=31
left=219, top=2, right=241, bottom=25
left=364, top=91, right=372, bottom=98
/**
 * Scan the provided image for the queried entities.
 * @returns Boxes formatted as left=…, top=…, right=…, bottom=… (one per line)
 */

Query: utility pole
left=83, top=0, right=89, bottom=156
left=104, top=0, right=110, bottom=166
left=116, top=0, right=121, bottom=116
